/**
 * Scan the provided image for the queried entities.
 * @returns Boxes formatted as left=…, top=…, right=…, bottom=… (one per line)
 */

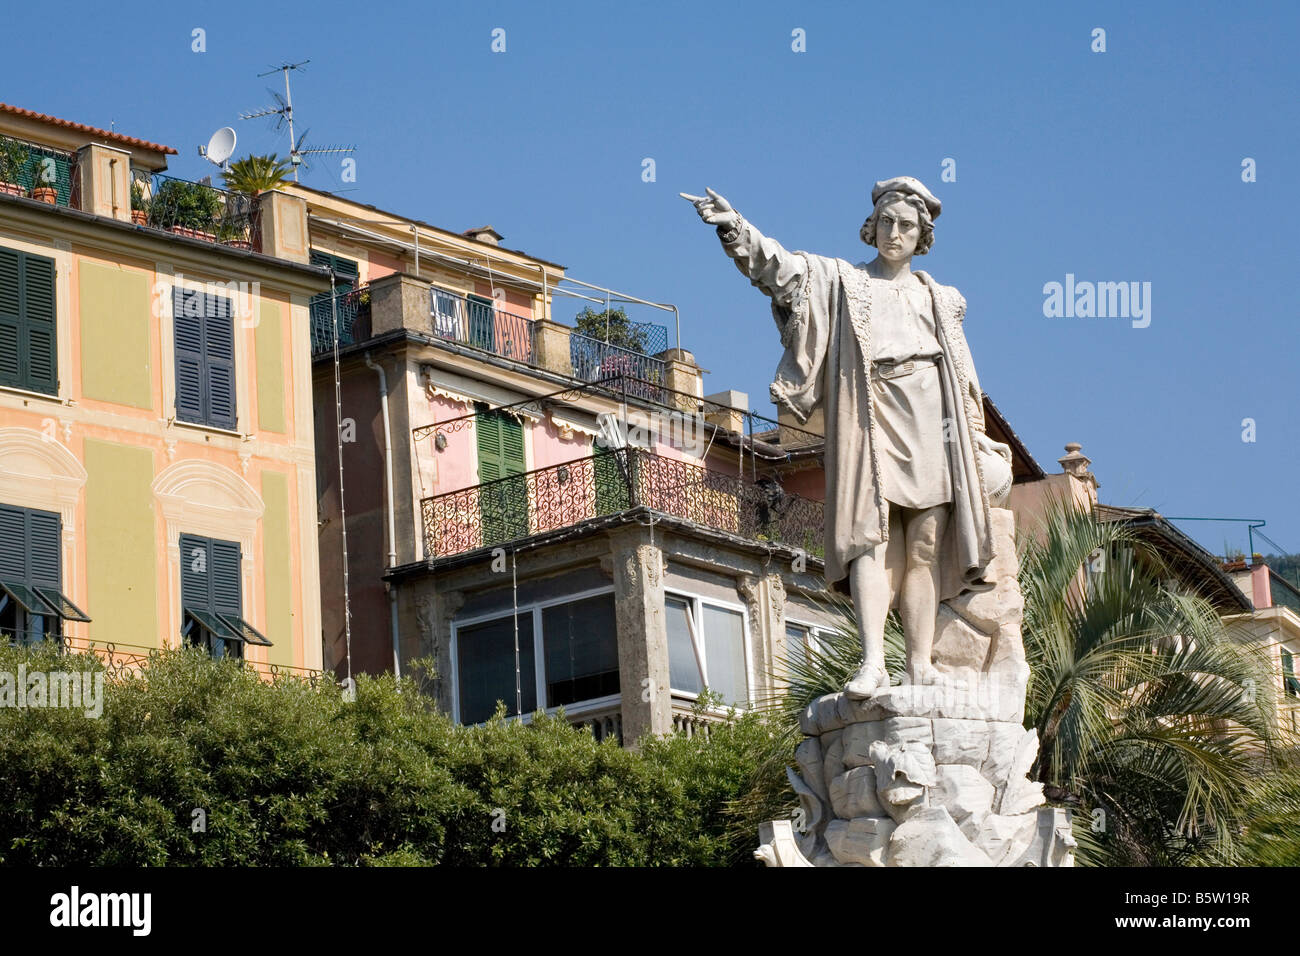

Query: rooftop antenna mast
left=240, top=60, right=354, bottom=182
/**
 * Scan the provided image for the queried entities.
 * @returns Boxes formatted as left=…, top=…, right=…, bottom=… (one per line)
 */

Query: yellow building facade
left=0, top=104, right=327, bottom=673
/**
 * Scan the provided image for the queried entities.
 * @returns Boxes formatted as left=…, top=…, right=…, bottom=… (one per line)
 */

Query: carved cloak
left=722, top=223, right=996, bottom=601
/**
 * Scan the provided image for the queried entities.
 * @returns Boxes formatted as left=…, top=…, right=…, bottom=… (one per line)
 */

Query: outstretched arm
left=681, top=188, right=810, bottom=308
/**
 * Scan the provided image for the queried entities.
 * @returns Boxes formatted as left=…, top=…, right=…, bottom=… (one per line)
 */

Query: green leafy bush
left=0, top=644, right=780, bottom=866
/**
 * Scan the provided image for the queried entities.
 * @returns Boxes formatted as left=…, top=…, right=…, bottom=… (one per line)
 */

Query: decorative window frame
left=152, top=459, right=264, bottom=652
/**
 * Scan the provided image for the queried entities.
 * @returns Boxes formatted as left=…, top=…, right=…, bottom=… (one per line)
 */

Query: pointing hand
left=680, top=187, right=739, bottom=230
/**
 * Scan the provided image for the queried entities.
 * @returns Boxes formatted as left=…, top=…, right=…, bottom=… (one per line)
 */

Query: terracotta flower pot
left=32, top=186, right=57, bottom=204
left=0, top=182, right=22, bottom=197
left=131, top=210, right=147, bottom=226
left=223, top=239, right=252, bottom=251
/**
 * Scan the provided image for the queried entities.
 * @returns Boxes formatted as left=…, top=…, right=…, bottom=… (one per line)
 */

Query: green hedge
left=0, top=644, right=786, bottom=866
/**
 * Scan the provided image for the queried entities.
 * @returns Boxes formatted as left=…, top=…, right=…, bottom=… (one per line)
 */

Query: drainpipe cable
left=365, top=352, right=402, bottom=681
left=331, top=275, right=354, bottom=688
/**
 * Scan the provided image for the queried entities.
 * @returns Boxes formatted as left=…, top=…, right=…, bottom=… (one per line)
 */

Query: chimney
left=463, top=225, right=502, bottom=246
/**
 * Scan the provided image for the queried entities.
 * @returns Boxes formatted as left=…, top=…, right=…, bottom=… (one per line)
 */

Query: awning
left=216, top=612, right=272, bottom=647
left=184, top=607, right=273, bottom=647
left=0, top=579, right=91, bottom=622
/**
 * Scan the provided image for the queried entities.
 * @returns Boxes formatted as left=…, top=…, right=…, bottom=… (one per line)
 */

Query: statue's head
left=860, top=176, right=941, bottom=259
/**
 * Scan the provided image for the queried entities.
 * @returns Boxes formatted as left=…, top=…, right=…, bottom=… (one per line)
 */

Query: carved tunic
left=870, top=278, right=951, bottom=511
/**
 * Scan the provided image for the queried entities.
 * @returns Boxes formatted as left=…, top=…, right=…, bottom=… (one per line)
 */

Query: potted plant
left=0, top=138, right=28, bottom=197
left=151, top=178, right=221, bottom=239
left=29, top=157, right=58, bottom=204
left=217, top=217, right=251, bottom=250
left=130, top=181, right=149, bottom=225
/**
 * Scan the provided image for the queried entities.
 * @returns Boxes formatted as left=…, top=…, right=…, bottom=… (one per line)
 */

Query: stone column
left=255, top=190, right=310, bottom=263
left=75, top=143, right=132, bottom=222
left=739, top=572, right=786, bottom=702
left=533, top=318, right=573, bottom=376
left=658, top=348, right=701, bottom=413
left=607, top=527, right=672, bottom=745
left=369, top=272, right=433, bottom=336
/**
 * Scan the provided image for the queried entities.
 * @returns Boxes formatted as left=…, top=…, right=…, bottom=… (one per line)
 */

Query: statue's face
left=875, top=200, right=920, bottom=262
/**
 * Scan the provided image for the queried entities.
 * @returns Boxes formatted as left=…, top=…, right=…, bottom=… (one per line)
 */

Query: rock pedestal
left=758, top=508, right=1076, bottom=867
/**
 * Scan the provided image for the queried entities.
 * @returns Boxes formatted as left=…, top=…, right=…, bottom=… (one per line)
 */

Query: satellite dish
left=201, top=127, right=237, bottom=167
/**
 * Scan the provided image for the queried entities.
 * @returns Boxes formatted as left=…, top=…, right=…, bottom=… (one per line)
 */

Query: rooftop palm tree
left=222, top=154, right=293, bottom=197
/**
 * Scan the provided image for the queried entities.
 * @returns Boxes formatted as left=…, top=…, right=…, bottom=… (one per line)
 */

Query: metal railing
left=422, top=445, right=824, bottom=559
left=310, top=285, right=370, bottom=354
left=131, top=170, right=260, bottom=248
left=0, top=133, right=78, bottom=207
left=430, top=287, right=534, bottom=363
left=570, top=332, right=667, bottom=401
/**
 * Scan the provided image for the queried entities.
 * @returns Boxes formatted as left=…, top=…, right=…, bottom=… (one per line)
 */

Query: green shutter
left=22, top=254, right=56, bottom=394
left=179, top=533, right=211, bottom=608
left=204, top=294, right=237, bottom=430
left=0, top=249, right=20, bottom=386
left=26, top=510, right=60, bottom=589
left=211, top=539, right=241, bottom=616
left=0, top=247, right=57, bottom=394
left=466, top=294, right=496, bottom=352
left=0, top=504, right=25, bottom=579
left=476, top=406, right=528, bottom=545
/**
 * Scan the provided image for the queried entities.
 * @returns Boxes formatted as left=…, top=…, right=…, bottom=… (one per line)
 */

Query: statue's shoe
left=843, top=661, right=889, bottom=700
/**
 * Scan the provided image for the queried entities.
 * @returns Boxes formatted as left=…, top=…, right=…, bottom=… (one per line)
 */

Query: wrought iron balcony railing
left=130, top=171, right=260, bottom=249
left=570, top=331, right=666, bottom=402
left=0, top=134, right=78, bottom=207
left=422, top=446, right=824, bottom=559
left=431, top=287, right=534, bottom=364
left=310, top=285, right=370, bottom=354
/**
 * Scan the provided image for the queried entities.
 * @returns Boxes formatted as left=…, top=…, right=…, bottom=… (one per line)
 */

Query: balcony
left=570, top=331, right=667, bottom=402
left=0, top=133, right=78, bottom=206
left=131, top=171, right=260, bottom=249
left=421, top=446, right=824, bottom=560
left=431, top=286, right=534, bottom=364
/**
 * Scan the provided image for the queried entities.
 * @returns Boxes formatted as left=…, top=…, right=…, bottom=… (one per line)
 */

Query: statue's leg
left=845, top=506, right=904, bottom=698
left=899, top=504, right=948, bottom=684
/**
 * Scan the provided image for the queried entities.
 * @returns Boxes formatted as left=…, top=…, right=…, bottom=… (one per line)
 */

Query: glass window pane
left=666, top=596, right=702, bottom=695
left=702, top=604, right=748, bottom=707
left=543, top=594, right=620, bottom=707
left=784, top=624, right=808, bottom=674
left=457, top=613, right=536, bottom=723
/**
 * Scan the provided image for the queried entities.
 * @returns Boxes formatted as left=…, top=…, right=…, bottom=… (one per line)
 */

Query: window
left=0, top=246, right=57, bottom=395
left=665, top=592, right=750, bottom=708
left=454, top=590, right=619, bottom=724
left=457, top=612, right=536, bottom=724
left=783, top=621, right=828, bottom=677
left=543, top=593, right=619, bottom=707
left=0, top=503, right=89, bottom=646
left=173, top=287, right=236, bottom=430
left=1284, top=650, right=1299, bottom=698
left=178, top=533, right=270, bottom=660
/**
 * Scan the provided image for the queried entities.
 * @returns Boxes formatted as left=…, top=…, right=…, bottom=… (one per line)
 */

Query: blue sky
left=5, top=0, right=1297, bottom=556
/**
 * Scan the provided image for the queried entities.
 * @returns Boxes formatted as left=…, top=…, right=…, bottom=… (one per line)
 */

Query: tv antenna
left=239, top=60, right=355, bottom=182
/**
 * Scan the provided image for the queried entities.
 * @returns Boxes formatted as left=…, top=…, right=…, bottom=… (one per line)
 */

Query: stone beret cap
left=871, top=176, right=941, bottom=220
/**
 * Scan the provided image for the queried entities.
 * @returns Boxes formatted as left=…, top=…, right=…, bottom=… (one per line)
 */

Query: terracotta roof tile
left=0, top=103, right=177, bottom=155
